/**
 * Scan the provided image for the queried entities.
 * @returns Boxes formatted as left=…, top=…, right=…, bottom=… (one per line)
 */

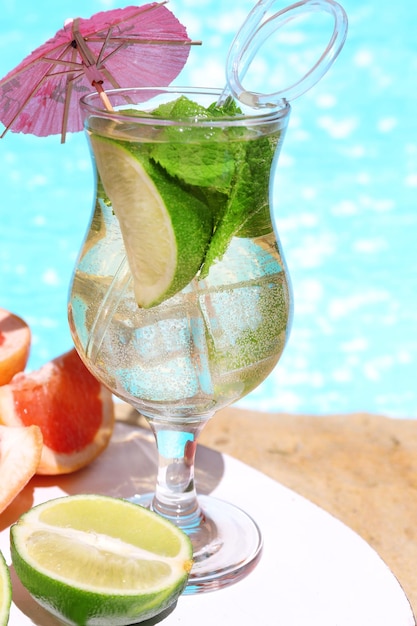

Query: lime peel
left=0, top=549, right=11, bottom=626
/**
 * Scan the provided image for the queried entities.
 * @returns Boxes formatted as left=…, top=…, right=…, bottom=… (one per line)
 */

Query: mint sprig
left=121, top=96, right=280, bottom=275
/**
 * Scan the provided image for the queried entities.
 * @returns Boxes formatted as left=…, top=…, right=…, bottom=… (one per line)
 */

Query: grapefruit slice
left=0, top=308, right=31, bottom=386
left=0, top=349, right=114, bottom=475
left=0, top=424, right=43, bottom=515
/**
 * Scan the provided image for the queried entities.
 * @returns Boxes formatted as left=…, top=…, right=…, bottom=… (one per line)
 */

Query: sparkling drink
left=70, top=203, right=291, bottom=419
left=70, top=90, right=292, bottom=419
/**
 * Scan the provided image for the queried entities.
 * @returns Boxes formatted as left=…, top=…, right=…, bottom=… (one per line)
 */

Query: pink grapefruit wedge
left=0, top=424, right=43, bottom=515
left=0, top=349, right=114, bottom=475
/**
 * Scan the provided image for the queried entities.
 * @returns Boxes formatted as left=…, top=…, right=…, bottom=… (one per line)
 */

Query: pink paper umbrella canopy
left=0, top=1, right=199, bottom=142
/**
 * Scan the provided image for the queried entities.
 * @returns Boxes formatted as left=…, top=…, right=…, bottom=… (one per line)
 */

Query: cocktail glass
left=68, top=86, right=292, bottom=592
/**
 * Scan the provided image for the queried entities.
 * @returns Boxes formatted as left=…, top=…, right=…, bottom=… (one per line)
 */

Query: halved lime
left=90, top=135, right=212, bottom=308
left=11, top=494, right=193, bottom=625
left=0, top=549, right=11, bottom=626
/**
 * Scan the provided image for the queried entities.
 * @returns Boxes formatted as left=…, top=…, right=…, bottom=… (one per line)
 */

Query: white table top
left=1, top=422, right=415, bottom=626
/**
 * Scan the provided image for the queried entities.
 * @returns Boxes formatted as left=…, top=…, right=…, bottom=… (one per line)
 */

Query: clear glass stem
left=143, top=414, right=261, bottom=584
left=145, top=415, right=210, bottom=537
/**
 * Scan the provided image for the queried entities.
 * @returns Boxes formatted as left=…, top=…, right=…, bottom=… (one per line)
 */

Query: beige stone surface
left=116, top=403, right=417, bottom=617
left=200, top=408, right=417, bottom=617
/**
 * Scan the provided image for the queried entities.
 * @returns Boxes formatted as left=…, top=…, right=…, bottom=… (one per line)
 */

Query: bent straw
left=219, top=0, right=348, bottom=108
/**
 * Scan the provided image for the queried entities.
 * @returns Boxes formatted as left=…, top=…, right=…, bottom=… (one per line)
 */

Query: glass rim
left=79, top=86, right=291, bottom=128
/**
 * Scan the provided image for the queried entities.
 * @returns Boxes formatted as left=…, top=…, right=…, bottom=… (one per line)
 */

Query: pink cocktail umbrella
left=0, top=1, right=200, bottom=142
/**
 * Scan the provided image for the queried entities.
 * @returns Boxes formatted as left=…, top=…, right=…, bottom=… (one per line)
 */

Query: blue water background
left=1, top=0, right=416, bottom=418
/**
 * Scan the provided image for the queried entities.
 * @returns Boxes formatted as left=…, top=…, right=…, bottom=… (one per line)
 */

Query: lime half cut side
left=90, top=135, right=212, bottom=308
left=0, top=550, right=11, bottom=626
left=10, top=494, right=193, bottom=626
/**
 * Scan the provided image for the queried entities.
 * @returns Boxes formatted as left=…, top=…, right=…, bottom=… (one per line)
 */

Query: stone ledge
left=200, top=408, right=417, bottom=616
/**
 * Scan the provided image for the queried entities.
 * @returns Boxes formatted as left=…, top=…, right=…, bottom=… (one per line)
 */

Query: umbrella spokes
left=40, top=58, right=83, bottom=72
left=95, top=26, right=117, bottom=69
left=0, top=1, right=199, bottom=141
left=95, top=39, right=130, bottom=69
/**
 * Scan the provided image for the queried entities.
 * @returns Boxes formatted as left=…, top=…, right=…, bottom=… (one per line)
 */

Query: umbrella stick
left=93, top=81, right=114, bottom=112
left=71, top=18, right=114, bottom=112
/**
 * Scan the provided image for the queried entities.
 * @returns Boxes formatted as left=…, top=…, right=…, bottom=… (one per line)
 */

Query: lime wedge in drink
left=11, top=494, right=193, bottom=625
left=0, top=550, right=11, bottom=626
left=90, top=135, right=212, bottom=308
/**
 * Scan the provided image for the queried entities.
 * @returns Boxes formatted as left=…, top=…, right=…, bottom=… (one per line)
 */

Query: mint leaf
left=149, top=97, right=244, bottom=193
left=153, top=95, right=208, bottom=119
left=153, top=95, right=243, bottom=120
left=151, top=142, right=235, bottom=193
left=200, top=133, right=279, bottom=276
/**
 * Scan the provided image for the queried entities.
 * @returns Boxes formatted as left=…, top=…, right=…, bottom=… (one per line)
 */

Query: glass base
left=130, top=493, right=263, bottom=594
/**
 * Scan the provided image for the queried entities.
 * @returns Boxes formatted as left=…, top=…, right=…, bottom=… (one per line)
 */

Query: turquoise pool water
left=1, top=0, right=416, bottom=418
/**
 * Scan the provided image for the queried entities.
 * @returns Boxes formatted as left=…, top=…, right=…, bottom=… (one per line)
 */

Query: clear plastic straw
left=218, top=0, right=348, bottom=108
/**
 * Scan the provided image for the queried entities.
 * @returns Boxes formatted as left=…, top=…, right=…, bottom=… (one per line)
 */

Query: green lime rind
left=138, top=158, right=213, bottom=305
left=0, top=550, right=11, bottom=626
left=10, top=495, right=193, bottom=626
left=10, top=551, right=186, bottom=626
